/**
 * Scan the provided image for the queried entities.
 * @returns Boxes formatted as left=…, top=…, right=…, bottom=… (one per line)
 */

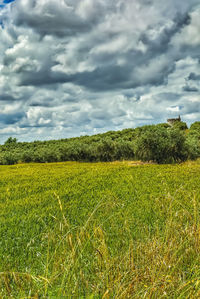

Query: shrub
left=3, top=152, right=19, bottom=165
left=0, top=121, right=199, bottom=165
left=135, top=127, right=189, bottom=163
left=172, top=121, right=188, bottom=131
left=4, top=137, right=18, bottom=146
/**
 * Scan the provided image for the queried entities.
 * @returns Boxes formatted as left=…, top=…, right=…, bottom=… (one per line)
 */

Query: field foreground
left=0, top=160, right=200, bottom=298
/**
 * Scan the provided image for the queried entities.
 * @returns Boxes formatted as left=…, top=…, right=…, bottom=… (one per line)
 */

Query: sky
left=0, top=0, right=200, bottom=143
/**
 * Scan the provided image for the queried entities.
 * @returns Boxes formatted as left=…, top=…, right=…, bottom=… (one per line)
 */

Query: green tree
left=135, top=126, right=188, bottom=163
left=172, top=121, right=188, bottom=131
left=4, top=137, right=18, bottom=146
left=190, top=121, right=200, bottom=131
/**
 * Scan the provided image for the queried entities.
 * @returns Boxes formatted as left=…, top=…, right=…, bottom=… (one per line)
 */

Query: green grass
left=0, top=160, right=200, bottom=298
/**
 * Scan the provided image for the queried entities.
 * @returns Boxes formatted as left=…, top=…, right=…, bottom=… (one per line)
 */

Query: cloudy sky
left=0, top=0, right=199, bottom=143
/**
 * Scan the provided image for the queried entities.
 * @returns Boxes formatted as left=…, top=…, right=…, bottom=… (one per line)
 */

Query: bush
left=168, top=129, right=188, bottom=162
left=135, top=127, right=169, bottom=163
left=96, top=139, right=116, bottom=161
left=3, top=152, right=19, bottom=165
left=22, top=151, right=33, bottom=163
left=172, top=121, right=188, bottom=131
left=0, top=121, right=199, bottom=165
left=190, top=121, right=200, bottom=131
left=4, top=137, right=18, bottom=146
left=185, top=137, right=200, bottom=160
left=115, top=140, right=135, bottom=160
left=135, top=127, right=189, bottom=163
left=0, top=153, right=6, bottom=165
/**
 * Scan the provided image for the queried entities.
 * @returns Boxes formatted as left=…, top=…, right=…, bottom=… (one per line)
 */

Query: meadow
left=0, top=160, right=200, bottom=298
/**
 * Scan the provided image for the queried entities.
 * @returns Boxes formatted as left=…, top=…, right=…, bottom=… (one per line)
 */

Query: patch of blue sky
left=3, top=0, right=15, bottom=3
left=0, top=0, right=15, bottom=10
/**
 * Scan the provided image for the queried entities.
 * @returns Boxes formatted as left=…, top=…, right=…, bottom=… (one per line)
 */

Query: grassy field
left=0, top=160, right=200, bottom=298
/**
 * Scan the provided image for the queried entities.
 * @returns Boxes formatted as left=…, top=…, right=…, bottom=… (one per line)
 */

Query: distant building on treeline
left=167, top=115, right=181, bottom=126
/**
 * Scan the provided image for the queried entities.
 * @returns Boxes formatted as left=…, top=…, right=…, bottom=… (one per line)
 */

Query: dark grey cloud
left=182, top=85, right=199, bottom=92
left=0, top=111, right=25, bottom=125
left=140, top=13, right=191, bottom=53
left=0, top=94, right=18, bottom=101
left=188, top=72, right=200, bottom=80
left=0, top=0, right=200, bottom=142
left=29, top=98, right=57, bottom=108
left=11, top=0, right=110, bottom=37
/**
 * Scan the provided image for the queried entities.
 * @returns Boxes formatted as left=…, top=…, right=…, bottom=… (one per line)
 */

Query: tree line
left=0, top=121, right=199, bottom=165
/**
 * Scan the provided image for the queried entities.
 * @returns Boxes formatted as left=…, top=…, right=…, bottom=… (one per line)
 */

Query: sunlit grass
left=0, top=160, right=200, bottom=297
